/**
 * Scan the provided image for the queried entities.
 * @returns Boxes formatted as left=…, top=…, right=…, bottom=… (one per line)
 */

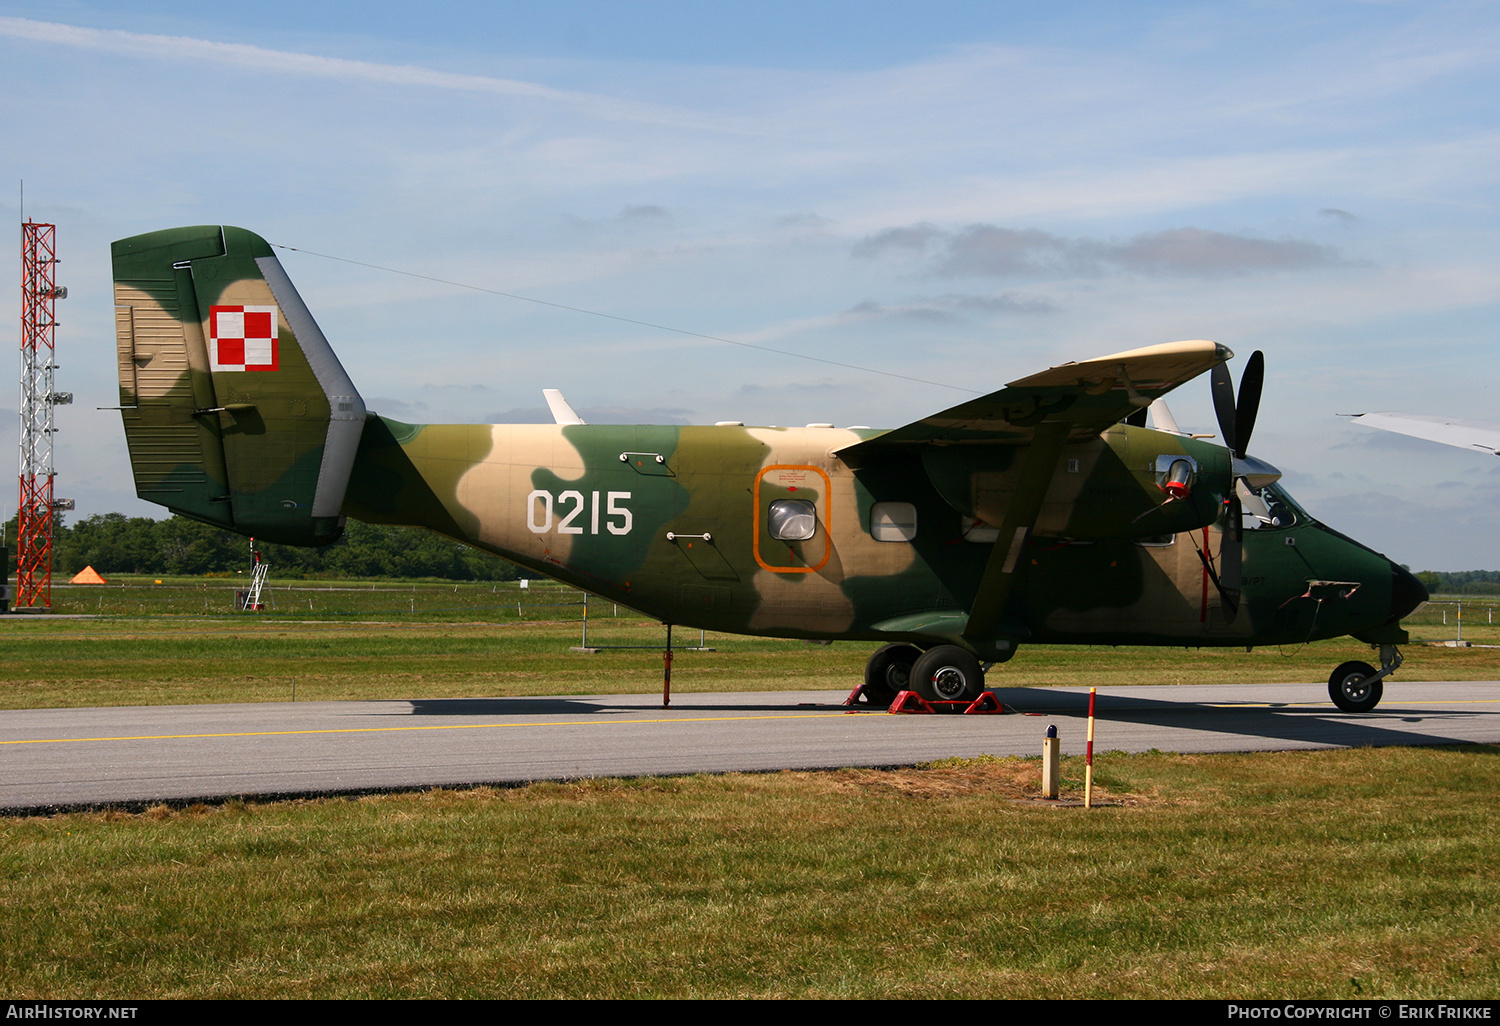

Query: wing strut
left=962, top=421, right=1069, bottom=653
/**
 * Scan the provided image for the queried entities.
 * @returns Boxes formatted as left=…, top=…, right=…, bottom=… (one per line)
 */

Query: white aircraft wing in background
left=1349, top=412, right=1500, bottom=456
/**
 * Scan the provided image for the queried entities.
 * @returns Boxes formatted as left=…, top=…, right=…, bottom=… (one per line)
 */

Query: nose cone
left=1389, top=562, right=1428, bottom=623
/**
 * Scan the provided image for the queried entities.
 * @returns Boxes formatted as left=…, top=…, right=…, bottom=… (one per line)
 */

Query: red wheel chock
left=890, top=690, right=931, bottom=712
left=887, top=690, right=1010, bottom=714
left=843, top=683, right=884, bottom=708
left=964, top=691, right=1006, bottom=713
left=843, top=686, right=1010, bottom=714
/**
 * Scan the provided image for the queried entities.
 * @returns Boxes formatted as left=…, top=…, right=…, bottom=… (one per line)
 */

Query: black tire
left=1328, top=660, right=1382, bottom=713
left=911, top=644, right=985, bottom=706
left=864, top=643, right=921, bottom=704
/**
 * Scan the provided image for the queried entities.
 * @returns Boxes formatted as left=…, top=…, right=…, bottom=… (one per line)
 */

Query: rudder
left=113, top=225, right=366, bottom=546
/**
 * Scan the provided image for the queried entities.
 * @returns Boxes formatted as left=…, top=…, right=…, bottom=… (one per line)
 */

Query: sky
left=1, top=0, right=1497, bottom=570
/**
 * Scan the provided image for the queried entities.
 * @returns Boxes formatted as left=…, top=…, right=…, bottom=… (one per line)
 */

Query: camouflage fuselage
left=343, top=416, right=1402, bottom=651
left=112, top=224, right=1417, bottom=660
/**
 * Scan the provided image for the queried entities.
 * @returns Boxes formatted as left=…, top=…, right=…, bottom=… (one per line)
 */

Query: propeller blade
left=1218, top=495, right=1243, bottom=619
left=1192, top=499, right=1243, bottom=620
left=1204, top=351, right=1259, bottom=615
left=1233, top=350, right=1264, bottom=459
left=1210, top=362, right=1238, bottom=454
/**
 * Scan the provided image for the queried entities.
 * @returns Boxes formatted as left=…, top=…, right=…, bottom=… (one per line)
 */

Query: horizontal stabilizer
left=542, top=388, right=587, bottom=425
left=1149, top=398, right=1184, bottom=435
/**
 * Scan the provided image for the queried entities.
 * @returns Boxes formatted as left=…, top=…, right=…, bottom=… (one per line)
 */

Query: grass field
left=2, top=578, right=1498, bottom=709
left=31, top=574, right=1500, bottom=635
left=2, top=579, right=1496, bottom=998
left=2, top=747, right=1496, bottom=999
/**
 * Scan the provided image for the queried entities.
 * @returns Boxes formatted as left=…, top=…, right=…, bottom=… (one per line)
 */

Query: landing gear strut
left=1328, top=644, right=1402, bottom=713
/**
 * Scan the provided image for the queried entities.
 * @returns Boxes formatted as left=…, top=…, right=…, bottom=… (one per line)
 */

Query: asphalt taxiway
left=2, top=681, right=1497, bottom=812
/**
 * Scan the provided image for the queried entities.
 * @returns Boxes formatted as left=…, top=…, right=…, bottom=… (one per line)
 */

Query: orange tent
left=70, top=566, right=107, bottom=584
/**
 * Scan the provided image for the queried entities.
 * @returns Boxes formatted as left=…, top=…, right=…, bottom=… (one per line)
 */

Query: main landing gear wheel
left=1328, top=660, right=1382, bottom=713
left=864, top=643, right=921, bottom=705
left=911, top=644, right=985, bottom=707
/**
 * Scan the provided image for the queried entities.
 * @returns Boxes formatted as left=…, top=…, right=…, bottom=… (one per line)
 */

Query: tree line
left=1411, top=569, right=1500, bottom=596
left=3, top=513, right=528, bottom=581
left=4, top=512, right=1497, bottom=591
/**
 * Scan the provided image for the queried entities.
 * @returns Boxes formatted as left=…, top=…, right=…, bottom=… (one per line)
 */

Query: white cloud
left=2, top=3, right=1498, bottom=571
left=0, top=16, right=728, bottom=130
left=855, top=223, right=1342, bottom=278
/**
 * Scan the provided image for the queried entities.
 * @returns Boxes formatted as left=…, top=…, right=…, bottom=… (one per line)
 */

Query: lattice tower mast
left=17, top=221, right=70, bottom=609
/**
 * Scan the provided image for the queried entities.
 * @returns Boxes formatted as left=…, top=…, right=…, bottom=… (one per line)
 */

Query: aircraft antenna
left=271, top=243, right=980, bottom=395
left=15, top=220, right=72, bottom=610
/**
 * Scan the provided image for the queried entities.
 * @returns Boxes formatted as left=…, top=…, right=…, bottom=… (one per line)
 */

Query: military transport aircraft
left=111, top=226, right=1427, bottom=713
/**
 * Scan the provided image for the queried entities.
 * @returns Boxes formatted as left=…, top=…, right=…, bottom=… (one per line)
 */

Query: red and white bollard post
left=663, top=623, right=673, bottom=708
left=1084, top=687, right=1097, bottom=808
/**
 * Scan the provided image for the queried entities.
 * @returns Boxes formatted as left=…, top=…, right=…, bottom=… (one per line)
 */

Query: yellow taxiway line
left=0, top=710, right=864, bottom=747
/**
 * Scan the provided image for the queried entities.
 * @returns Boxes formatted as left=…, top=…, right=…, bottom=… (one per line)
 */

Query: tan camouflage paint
left=112, top=225, right=1424, bottom=665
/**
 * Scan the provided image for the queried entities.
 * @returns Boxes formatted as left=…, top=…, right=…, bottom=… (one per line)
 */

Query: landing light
left=1163, top=460, right=1193, bottom=499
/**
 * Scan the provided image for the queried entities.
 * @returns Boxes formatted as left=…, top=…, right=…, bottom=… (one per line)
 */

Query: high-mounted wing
left=836, top=339, right=1231, bottom=462
left=829, top=339, right=1234, bottom=656
left=1350, top=412, right=1500, bottom=456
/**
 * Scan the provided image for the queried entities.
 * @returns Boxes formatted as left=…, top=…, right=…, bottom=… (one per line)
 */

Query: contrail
left=0, top=16, right=727, bottom=130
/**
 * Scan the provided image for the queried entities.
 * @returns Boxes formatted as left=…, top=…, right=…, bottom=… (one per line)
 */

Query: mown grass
left=4, top=582, right=1496, bottom=998
left=4, top=581, right=1500, bottom=708
left=42, top=575, right=591, bottom=621
left=4, top=617, right=1500, bottom=709
left=2, top=746, right=1495, bottom=999
left=1407, top=594, right=1500, bottom=646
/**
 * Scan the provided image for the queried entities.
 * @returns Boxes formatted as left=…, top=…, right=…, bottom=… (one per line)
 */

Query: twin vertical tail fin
left=113, top=226, right=366, bottom=546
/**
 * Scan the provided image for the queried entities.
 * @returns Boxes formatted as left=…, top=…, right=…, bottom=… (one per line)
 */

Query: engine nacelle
left=919, top=425, right=1233, bottom=540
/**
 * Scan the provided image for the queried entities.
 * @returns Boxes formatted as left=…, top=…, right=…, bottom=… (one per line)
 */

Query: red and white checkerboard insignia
left=209, top=305, right=280, bottom=372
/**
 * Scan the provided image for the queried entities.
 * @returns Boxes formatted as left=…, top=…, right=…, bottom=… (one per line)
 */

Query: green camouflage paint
left=113, top=226, right=1424, bottom=676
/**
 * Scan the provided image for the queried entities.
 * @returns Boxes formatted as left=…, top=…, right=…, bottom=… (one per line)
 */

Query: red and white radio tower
left=16, top=221, right=72, bottom=610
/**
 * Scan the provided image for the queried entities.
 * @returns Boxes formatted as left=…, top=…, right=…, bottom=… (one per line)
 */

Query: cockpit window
left=1236, top=481, right=1307, bottom=530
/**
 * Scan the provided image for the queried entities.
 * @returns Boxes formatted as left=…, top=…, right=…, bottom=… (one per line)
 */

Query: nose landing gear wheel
left=911, top=644, right=984, bottom=707
left=1328, top=660, right=1382, bottom=713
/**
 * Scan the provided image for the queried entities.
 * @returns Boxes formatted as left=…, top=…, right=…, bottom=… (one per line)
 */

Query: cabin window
left=870, top=502, right=917, bottom=542
left=768, top=499, right=817, bottom=541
